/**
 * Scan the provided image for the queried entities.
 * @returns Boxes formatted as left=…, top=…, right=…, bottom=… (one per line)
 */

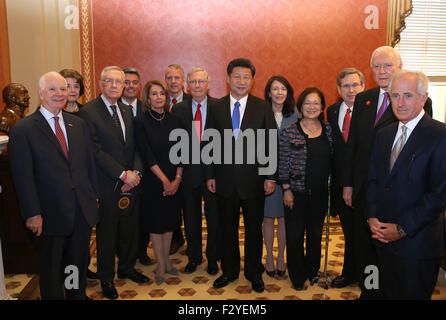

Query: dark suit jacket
left=327, top=100, right=349, bottom=214
left=119, top=98, right=144, bottom=118
left=78, top=96, right=142, bottom=196
left=8, top=109, right=99, bottom=236
left=342, top=86, right=432, bottom=202
left=205, top=94, right=278, bottom=199
left=172, top=96, right=218, bottom=188
left=366, top=114, right=446, bottom=259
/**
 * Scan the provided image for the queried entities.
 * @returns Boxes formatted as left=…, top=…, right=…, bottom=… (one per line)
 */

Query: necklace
left=301, top=120, right=320, bottom=134
left=149, top=109, right=166, bottom=121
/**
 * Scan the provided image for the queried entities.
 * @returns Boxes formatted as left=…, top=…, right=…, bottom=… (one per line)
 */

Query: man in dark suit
left=367, top=70, right=446, bottom=299
left=78, top=66, right=149, bottom=300
left=342, top=46, right=433, bottom=299
left=165, top=64, right=190, bottom=254
left=172, top=67, right=220, bottom=275
left=326, top=68, right=365, bottom=288
left=120, top=67, right=153, bottom=266
left=8, top=72, right=99, bottom=300
left=206, top=58, right=277, bottom=293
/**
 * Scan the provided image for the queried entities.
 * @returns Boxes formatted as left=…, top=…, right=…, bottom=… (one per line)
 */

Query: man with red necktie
left=327, top=68, right=364, bottom=289
left=8, top=72, right=99, bottom=300
left=342, top=46, right=433, bottom=299
left=172, top=67, right=221, bottom=275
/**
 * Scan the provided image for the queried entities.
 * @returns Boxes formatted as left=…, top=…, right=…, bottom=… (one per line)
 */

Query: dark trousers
left=335, top=187, right=356, bottom=281
left=35, top=200, right=91, bottom=300
left=352, top=188, right=379, bottom=293
left=96, top=194, right=139, bottom=281
left=285, top=189, right=327, bottom=285
left=217, top=191, right=265, bottom=281
left=183, top=182, right=220, bottom=263
left=376, top=247, right=439, bottom=300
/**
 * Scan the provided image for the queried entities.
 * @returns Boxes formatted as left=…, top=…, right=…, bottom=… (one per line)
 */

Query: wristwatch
left=397, top=224, right=407, bottom=238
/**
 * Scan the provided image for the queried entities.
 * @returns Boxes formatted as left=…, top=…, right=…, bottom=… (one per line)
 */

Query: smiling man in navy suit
left=367, top=70, right=446, bottom=300
left=8, top=72, right=99, bottom=300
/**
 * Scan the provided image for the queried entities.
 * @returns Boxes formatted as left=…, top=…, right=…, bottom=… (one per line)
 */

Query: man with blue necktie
left=206, top=58, right=277, bottom=293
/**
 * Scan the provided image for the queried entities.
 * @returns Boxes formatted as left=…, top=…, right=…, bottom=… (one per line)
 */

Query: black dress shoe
left=331, top=276, right=354, bottom=288
left=213, top=275, right=238, bottom=288
left=169, top=238, right=185, bottom=255
left=138, top=254, right=153, bottom=266
left=87, top=269, right=99, bottom=280
left=276, top=269, right=286, bottom=277
left=184, top=261, right=200, bottom=274
left=292, top=282, right=305, bottom=291
left=251, top=279, right=264, bottom=293
left=265, top=269, right=276, bottom=278
left=101, top=280, right=118, bottom=300
left=207, top=260, right=218, bottom=275
left=118, top=269, right=150, bottom=284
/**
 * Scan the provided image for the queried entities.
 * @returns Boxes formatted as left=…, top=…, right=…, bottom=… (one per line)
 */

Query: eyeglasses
left=188, top=79, right=208, bottom=86
left=340, top=83, right=362, bottom=90
left=303, top=101, right=321, bottom=107
left=372, top=63, right=394, bottom=71
left=124, top=80, right=140, bottom=85
left=102, top=79, right=124, bottom=86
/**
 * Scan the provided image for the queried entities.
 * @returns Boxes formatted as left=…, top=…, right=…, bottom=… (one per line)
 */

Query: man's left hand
left=368, top=218, right=400, bottom=243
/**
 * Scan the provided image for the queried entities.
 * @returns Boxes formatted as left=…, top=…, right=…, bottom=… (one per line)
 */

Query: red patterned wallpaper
left=80, top=0, right=388, bottom=106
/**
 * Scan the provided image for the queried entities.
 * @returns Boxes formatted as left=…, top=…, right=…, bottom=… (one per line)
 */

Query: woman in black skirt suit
left=134, top=80, right=184, bottom=285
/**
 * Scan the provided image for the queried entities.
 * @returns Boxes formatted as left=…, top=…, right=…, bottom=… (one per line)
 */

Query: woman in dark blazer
left=59, top=69, right=84, bottom=114
left=263, top=76, right=298, bottom=278
left=279, top=87, right=333, bottom=290
left=134, top=80, right=184, bottom=285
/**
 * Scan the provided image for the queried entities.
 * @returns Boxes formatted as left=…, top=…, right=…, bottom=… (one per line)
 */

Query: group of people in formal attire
left=6, top=45, right=446, bottom=301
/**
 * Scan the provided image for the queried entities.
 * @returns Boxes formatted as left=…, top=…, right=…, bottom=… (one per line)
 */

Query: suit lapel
left=32, top=109, right=69, bottom=162
left=96, top=97, right=125, bottom=144
left=119, top=102, right=132, bottom=145
left=240, top=95, right=254, bottom=132
left=328, top=101, right=344, bottom=142
left=221, top=95, right=233, bottom=130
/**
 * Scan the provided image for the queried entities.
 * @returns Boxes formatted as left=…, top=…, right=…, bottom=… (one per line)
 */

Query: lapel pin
left=366, top=100, right=371, bottom=106
left=68, top=123, right=73, bottom=127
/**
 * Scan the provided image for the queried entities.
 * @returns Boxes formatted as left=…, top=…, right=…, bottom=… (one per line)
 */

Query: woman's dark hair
left=227, top=58, right=256, bottom=77
left=264, top=75, right=295, bottom=117
left=59, top=69, right=84, bottom=97
left=296, top=87, right=326, bottom=114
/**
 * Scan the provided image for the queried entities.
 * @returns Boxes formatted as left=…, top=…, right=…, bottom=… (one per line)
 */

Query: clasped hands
left=121, top=170, right=141, bottom=192
left=162, top=177, right=181, bottom=196
left=368, top=218, right=401, bottom=243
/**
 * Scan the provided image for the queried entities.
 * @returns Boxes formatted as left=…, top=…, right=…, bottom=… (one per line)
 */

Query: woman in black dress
left=278, top=87, right=333, bottom=290
left=134, top=80, right=183, bottom=285
left=59, top=69, right=84, bottom=113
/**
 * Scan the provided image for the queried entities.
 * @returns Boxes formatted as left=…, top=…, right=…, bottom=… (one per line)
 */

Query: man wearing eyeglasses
left=171, top=67, right=221, bottom=276
left=342, top=46, right=432, bottom=299
left=327, top=68, right=364, bottom=289
left=78, top=66, right=149, bottom=300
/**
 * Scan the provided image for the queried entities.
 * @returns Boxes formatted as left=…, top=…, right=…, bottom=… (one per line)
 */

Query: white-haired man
left=79, top=66, right=148, bottom=300
left=367, top=70, right=446, bottom=299
left=342, top=46, right=433, bottom=299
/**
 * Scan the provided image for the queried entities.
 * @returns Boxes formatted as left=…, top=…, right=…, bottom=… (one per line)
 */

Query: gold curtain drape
left=387, top=0, right=413, bottom=47
left=0, top=0, right=11, bottom=104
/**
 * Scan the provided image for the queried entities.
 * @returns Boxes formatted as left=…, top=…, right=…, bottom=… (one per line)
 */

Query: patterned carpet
left=5, top=216, right=446, bottom=300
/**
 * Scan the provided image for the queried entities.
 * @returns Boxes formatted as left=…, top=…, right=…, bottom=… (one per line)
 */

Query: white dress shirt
left=101, top=94, right=126, bottom=141
left=392, top=109, right=425, bottom=149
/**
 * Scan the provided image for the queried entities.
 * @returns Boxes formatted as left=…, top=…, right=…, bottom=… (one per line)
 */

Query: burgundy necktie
left=170, top=98, right=178, bottom=113
left=54, top=116, right=69, bottom=159
left=342, top=107, right=351, bottom=142
left=194, top=103, right=202, bottom=142
left=374, top=92, right=389, bottom=126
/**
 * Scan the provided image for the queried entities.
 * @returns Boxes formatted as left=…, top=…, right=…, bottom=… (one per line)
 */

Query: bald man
left=8, top=72, right=99, bottom=300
